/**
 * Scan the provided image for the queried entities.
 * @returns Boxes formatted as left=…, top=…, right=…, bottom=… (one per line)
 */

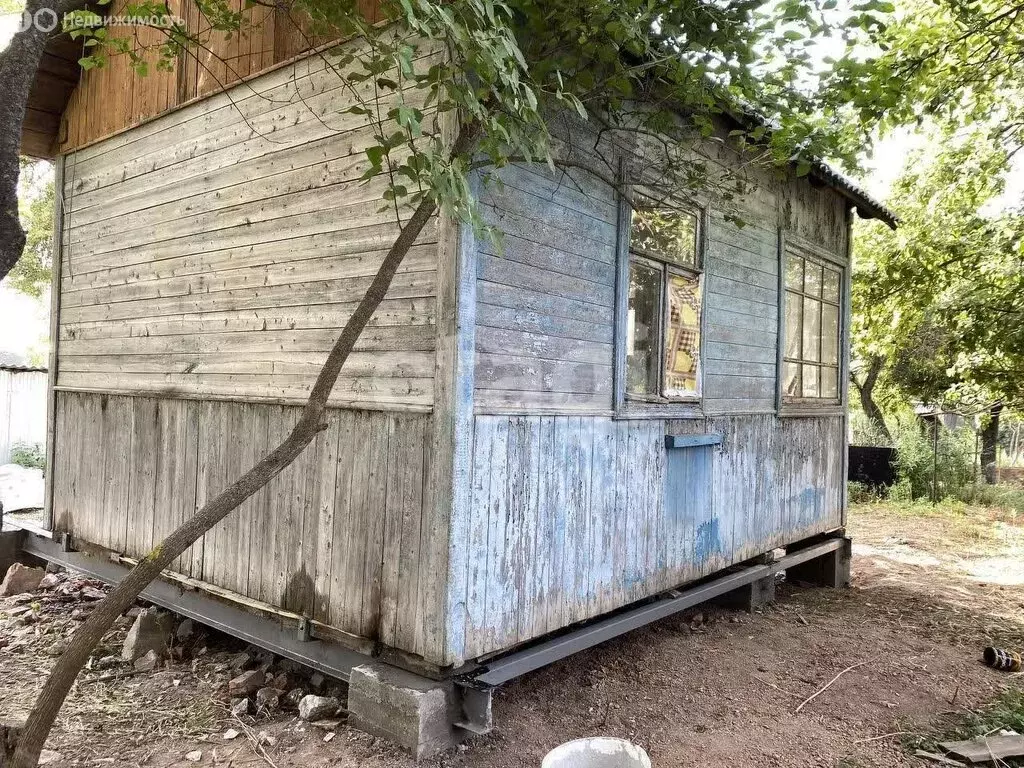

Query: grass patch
left=903, top=686, right=1024, bottom=765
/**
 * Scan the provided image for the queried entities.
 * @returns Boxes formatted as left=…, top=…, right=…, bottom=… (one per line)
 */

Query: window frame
left=613, top=185, right=710, bottom=419
left=776, top=231, right=849, bottom=417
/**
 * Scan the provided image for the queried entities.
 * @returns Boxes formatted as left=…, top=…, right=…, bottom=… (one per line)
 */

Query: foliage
left=847, top=480, right=882, bottom=504
left=56, top=0, right=868, bottom=240
left=957, top=483, right=1024, bottom=519
left=824, top=0, right=1024, bottom=160
left=851, top=130, right=1024, bottom=420
left=892, top=416, right=976, bottom=501
left=10, top=441, right=45, bottom=471
left=8, top=160, right=53, bottom=299
left=849, top=407, right=892, bottom=447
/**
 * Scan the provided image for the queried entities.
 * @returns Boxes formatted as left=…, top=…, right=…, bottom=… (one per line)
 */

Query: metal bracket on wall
left=297, top=617, right=312, bottom=642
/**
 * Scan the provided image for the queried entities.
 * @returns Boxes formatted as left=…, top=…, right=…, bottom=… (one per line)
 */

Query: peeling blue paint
left=695, top=518, right=722, bottom=563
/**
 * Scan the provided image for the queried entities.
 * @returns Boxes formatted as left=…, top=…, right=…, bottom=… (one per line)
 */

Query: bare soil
left=3, top=500, right=1024, bottom=768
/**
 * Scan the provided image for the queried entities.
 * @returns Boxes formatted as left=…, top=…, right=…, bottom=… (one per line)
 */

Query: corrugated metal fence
left=0, top=367, right=47, bottom=464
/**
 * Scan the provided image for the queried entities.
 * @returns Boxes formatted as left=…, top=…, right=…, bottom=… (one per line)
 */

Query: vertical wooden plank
left=312, top=410, right=341, bottom=624
left=529, top=416, right=553, bottom=638
left=392, top=415, right=427, bottom=652
left=357, top=412, right=390, bottom=638
left=328, top=410, right=356, bottom=630
left=515, top=416, right=541, bottom=644
left=43, top=156, right=64, bottom=529
left=483, top=417, right=509, bottom=652
left=128, top=397, right=160, bottom=559
left=101, top=396, right=132, bottom=554
left=464, top=418, right=491, bottom=659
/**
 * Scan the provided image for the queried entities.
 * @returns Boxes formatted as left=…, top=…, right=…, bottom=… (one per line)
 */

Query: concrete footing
left=715, top=573, right=777, bottom=612
left=347, top=662, right=460, bottom=760
left=786, top=535, right=852, bottom=588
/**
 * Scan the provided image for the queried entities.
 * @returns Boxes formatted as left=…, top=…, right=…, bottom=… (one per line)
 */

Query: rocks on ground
left=298, top=694, right=341, bottom=722
left=121, top=608, right=170, bottom=663
left=0, top=563, right=45, bottom=596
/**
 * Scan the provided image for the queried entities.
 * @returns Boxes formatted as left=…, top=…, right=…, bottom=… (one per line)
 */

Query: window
left=625, top=200, right=703, bottom=401
left=782, top=247, right=842, bottom=402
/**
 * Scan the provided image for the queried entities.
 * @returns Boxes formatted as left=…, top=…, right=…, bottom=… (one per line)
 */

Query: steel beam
left=464, top=537, right=845, bottom=687
left=18, top=528, right=371, bottom=682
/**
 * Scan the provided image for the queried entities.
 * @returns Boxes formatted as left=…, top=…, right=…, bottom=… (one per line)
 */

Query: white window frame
left=776, top=231, right=849, bottom=417
left=613, top=186, right=710, bottom=419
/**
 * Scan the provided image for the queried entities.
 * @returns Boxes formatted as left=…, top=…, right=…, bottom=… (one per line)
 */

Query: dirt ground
left=3, top=500, right=1024, bottom=768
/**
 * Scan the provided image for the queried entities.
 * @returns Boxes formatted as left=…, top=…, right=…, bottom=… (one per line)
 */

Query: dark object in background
left=848, top=446, right=898, bottom=488
left=984, top=646, right=1022, bottom=672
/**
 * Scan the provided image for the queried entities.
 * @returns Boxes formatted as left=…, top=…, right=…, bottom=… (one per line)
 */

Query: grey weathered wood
left=43, top=155, right=65, bottom=529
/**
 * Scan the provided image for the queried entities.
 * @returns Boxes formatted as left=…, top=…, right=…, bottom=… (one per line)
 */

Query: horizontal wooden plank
left=477, top=281, right=614, bottom=327
left=60, top=298, right=434, bottom=341
left=476, top=253, right=614, bottom=308
left=476, top=302, right=612, bottom=345
left=475, top=326, right=612, bottom=366
left=476, top=353, right=612, bottom=395
left=61, top=270, right=436, bottom=324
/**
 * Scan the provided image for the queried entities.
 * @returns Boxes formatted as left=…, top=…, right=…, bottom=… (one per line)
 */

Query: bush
left=956, top=483, right=1024, bottom=518
left=889, top=411, right=976, bottom=500
left=10, top=441, right=45, bottom=471
left=848, top=481, right=882, bottom=504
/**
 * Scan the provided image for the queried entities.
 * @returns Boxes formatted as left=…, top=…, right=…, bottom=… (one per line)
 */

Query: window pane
left=630, top=205, right=698, bottom=268
left=784, top=292, right=802, bottom=359
left=821, top=366, right=839, bottom=399
left=804, top=262, right=823, bottom=297
left=802, top=364, right=820, bottom=397
left=664, top=271, right=702, bottom=397
left=783, top=361, right=801, bottom=397
left=822, top=303, right=840, bottom=366
left=822, top=268, right=841, bottom=304
left=626, top=261, right=662, bottom=395
left=802, top=297, right=822, bottom=362
left=785, top=255, right=803, bottom=291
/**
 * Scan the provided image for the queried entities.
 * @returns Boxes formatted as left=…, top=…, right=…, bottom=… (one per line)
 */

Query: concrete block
left=786, top=536, right=852, bottom=588
left=347, top=662, right=457, bottom=760
left=714, top=573, right=776, bottom=613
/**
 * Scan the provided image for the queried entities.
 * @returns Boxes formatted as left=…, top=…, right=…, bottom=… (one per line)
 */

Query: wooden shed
left=18, top=10, right=896, bottom=745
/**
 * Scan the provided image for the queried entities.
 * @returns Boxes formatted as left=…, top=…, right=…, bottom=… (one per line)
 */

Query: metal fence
left=0, top=366, right=47, bottom=464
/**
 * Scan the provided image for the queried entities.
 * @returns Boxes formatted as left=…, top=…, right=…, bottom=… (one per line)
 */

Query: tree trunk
left=854, top=355, right=892, bottom=444
left=981, top=402, right=1003, bottom=485
left=0, top=0, right=63, bottom=283
left=10, top=121, right=481, bottom=768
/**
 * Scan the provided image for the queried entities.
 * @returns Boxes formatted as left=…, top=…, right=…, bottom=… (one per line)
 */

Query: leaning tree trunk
left=980, top=402, right=1004, bottom=485
left=0, top=0, right=63, bottom=283
left=9, top=122, right=481, bottom=768
left=854, top=355, right=892, bottom=444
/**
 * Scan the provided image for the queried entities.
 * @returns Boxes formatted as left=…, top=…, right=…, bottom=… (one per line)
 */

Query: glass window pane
left=804, top=262, right=823, bottom=297
left=630, top=205, right=698, bottom=268
left=664, top=271, right=702, bottom=397
left=822, top=268, right=841, bottom=304
left=783, top=361, right=801, bottom=397
left=785, top=255, right=803, bottom=291
left=821, top=366, right=839, bottom=399
left=802, top=364, right=820, bottom=397
left=802, top=297, right=822, bottom=362
left=784, top=292, right=802, bottom=359
left=822, top=303, right=840, bottom=366
left=626, top=261, right=662, bottom=396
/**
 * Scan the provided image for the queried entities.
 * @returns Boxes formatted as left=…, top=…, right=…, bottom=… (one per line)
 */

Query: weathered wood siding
left=474, top=165, right=618, bottom=413
left=56, top=39, right=440, bottom=410
left=53, top=0, right=384, bottom=155
left=51, top=390, right=441, bottom=658
left=457, top=413, right=844, bottom=659
left=473, top=160, right=848, bottom=416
